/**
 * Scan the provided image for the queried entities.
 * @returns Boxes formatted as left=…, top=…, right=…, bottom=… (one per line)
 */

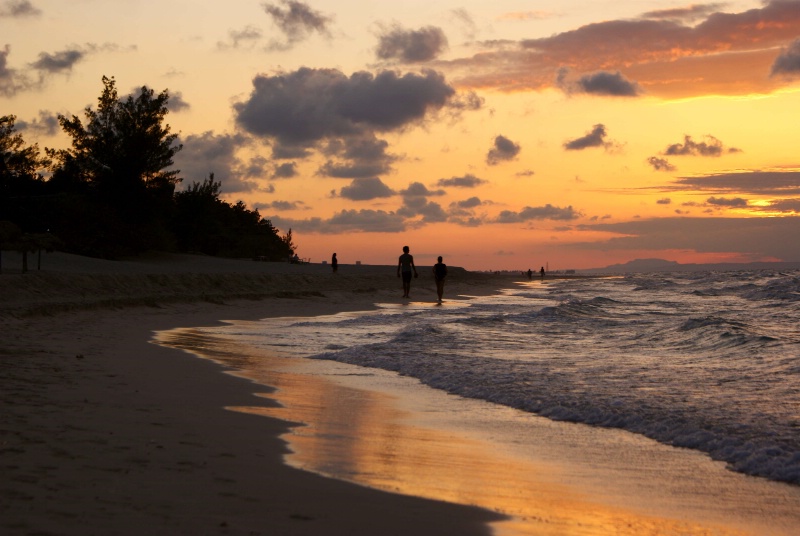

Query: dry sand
left=1, top=251, right=513, bottom=535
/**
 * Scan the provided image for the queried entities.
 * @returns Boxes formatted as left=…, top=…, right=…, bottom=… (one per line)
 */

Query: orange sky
left=3, top=0, right=800, bottom=270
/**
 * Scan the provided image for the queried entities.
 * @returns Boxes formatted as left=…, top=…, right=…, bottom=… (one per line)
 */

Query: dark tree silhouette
left=47, top=76, right=182, bottom=254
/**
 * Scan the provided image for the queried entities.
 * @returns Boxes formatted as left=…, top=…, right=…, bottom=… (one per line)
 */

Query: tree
left=47, top=76, right=183, bottom=255
left=1, top=115, right=51, bottom=239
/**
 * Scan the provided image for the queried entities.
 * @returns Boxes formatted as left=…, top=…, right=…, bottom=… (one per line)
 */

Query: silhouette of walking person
left=397, top=245, right=418, bottom=298
left=540, top=266, right=545, bottom=280
left=433, top=256, right=447, bottom=303
left=331, top=252, right=338, bottom=273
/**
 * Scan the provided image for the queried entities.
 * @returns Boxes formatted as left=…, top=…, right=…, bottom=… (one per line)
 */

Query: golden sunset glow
left=4, top=0, right=800, bottom=270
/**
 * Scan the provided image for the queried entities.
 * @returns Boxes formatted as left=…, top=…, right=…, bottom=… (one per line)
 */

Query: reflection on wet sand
left=157, top=327, right=800, bottom=536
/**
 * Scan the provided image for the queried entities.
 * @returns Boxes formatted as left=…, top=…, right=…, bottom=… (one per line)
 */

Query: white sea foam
left=210, top=270, right=800, bottom=486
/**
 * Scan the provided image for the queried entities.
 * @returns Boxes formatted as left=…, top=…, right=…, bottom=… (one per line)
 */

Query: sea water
left=192, top=270, right=800, bottom=488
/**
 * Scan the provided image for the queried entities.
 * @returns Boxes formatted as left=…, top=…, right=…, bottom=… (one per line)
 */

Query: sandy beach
left=4, top=251, right=800, bottom=536
left=1, top=251, right=510, bottom=535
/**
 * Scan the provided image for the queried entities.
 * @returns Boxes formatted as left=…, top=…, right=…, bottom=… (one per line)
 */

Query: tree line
left=0, top=76, right=295, bottom=266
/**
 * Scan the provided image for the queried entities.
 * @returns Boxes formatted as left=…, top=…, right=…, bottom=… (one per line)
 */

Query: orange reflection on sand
left=232, top=370, right=742, bottom=536
left=158, top=328, right=752, bottom=536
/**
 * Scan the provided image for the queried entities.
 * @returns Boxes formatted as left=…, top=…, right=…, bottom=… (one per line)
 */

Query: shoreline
left=1, top=252, right=513, bottom=535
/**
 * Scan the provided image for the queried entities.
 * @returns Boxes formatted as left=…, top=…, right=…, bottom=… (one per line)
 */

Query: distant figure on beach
left=433, top=256, right=448, bottom=303
left=331, top=253, right=338, bottom=273
left=540, top=266, right=545, bottom=280
left=527, top=268, right=532, bottom=280
left=397, top=245, right=418, bottom=298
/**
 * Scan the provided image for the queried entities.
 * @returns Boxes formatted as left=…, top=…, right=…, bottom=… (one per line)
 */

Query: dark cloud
left=263, top=200, right=304, bottom=211
left=486, top=134, right=520, bottom=165
left=647, top=156, right=676, bottom=171
left=167, top=91, right=190, bottom=112
left=269, top=209, right=406, bottom=234
left=0, top=0, right=40, bottom=18
left=706, top=196, right=748, bottom=207
left=318, top=135, right=396, bottom=178
left=455, top=196, right=482, bottom=209
left=656, top=198, right=671, bottom=205
left=30, top=48, right=84, bottom=73
left=558, top=69, right=643, bottom=97
left=262, top=0, right=332, bottom=49
left=771, top=38, right=800, bottom=77
left=376, top=25, right=448, bottom=63
left=174, top=131, right=260, bottom=193
left=14, top=109, right=58, bottom=136
left=338, top=177, right=395, bottom=200
left=495, top=204, right=581, bottom=223
left=400, top=181, right=445, bottom=197
left=234, top=67, right=456, bottom=156
left=670, top=171, right=800, bottom=195
left=575, top=216, right=800, bottom=260
left=640, top=3, right=725, bottom=23
left=398, top=196, right=448, bottom=223
left=662, top=135, right=738, bottom=157
left=272, top=161, right=297, bottom=179
left=564, top=124, right=613, bottom=151
left=761, top=198, right=800, bottom=213
left=0, top=45, right=31, bottom=96
left=436, top=174, right=486, bottom=188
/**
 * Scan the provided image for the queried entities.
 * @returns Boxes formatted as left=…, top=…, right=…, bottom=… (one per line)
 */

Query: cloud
left=486, top=134, right=520, bottom=165
left=771, top=38, right=800, bottom=77
left=640, top=3, right=726, bottom=23
left=564, top=124, right=617, bottom=151
left=670, top=171, right=800, bottom=195
left=662, top=135, right=739, bottom=157
left=445, top=1, right=800, bottom=98
left=234, top=67, right=456, bottom=156
left=174, top=131, right=261, bottom=193
left=263, top=200, right=304, bottom=211
left=166, top=91, right=190, bottom=112
left=761, top=198, right=800, bottom=213
left=14, top=109, right=58, bottom=136
left=558, top=69, right=643, bottom=97
left=272, top=209, right=405, bottom=234
left=495, top=204, right=581, bottom=223
left=262, top=0, right=332, bottom=49
left=0, top=0, right=40, bottom=18
left=454, top=196, right=483, bottom=209
left=436, top=174, right=486, bottom=187
left=29, top=47, right=84, bottom=73
left=0, top=45, right=31, bottom=96
left=647, top=156, right=676, bottom=171
left=656, top=198, right=671, bottom=205
left=218, top=25, right=263, bottom=49
left=338, top=177, right=395, bottom=200
left=706, top=196, right=748, bottom=207
left=376, top=25, right=448, bottom=63
left=272, top=161, right=297, bottom=179
left=400, top=181, right=445, bottom=197
left=318, top=134, right=397, bottom=178
left=576, top=216, right=800, bottom=260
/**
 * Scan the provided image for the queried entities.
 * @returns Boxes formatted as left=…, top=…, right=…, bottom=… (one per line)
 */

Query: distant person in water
left=397, top=245, right=418, bottom=298
left=540, top=266, right=545, bottom=280
left=331, top=252, right=338, bottom=273
left=527, top=268, right=533, bottom=280
left=433, top=256, right=448, bottom=303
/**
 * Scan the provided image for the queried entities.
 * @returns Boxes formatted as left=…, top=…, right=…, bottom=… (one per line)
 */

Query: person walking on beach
left=540, top=266, right=545, bottom=280
left=331, top=252, right=338, bottom=273
left=397, top=245, right=418, bottom=298
left=527, top=268, right=532, bottom=280
left=433, top=256, right=447, bottom=303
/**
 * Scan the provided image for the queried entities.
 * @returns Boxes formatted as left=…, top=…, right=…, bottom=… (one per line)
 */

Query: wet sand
left=4, top=251, right=799, bottom=535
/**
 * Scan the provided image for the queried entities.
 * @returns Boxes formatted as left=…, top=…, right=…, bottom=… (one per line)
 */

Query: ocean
left=182, top=270, right=800, bottom=486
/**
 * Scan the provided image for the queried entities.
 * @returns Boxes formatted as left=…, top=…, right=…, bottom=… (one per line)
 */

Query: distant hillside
left=580, top=258, right=800, bottom=274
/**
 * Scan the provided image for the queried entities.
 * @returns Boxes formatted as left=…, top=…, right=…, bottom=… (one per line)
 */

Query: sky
left=3, top=0, right=800, bottom=271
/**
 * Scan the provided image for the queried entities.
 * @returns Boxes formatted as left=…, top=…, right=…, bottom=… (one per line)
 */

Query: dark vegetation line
left=1, top=76, right=295, bottom=271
